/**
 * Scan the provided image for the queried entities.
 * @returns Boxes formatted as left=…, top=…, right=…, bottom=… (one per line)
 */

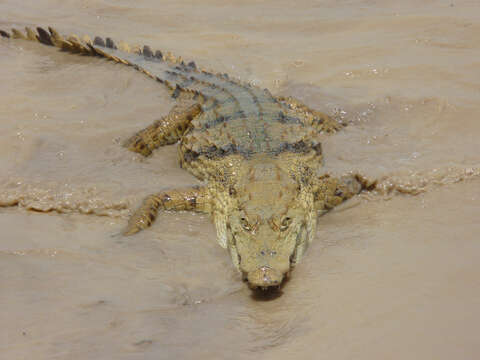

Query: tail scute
left=11, top=28, right=26, bottom=40
left=155, top=50, right=163, bottom=60
left=143, top=45, right=153, bottom=58
left=48, top=27, right=63, bottom=42
left=93, top=36, right=105, bottom=47
left=25, top=27, right=37, bottom=40
left=105, top=37, right=117, bottom=49
left=36, top=27, right=54, bottom=46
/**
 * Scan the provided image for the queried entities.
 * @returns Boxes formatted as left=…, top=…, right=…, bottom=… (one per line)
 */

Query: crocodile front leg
left=123, top=101, right=202, bottom=156
left=124, top=186, right=210, bottom=235
left=277, top=96, right=343, bottom=134
left=314, top=174, right=375, bottom=212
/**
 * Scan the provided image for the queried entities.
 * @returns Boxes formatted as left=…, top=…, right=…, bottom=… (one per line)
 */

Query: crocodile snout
left=247, top=266, right=283, bottom=289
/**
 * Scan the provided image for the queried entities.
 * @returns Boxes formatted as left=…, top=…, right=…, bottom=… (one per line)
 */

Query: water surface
left=1, top=1, right=479, bottom=359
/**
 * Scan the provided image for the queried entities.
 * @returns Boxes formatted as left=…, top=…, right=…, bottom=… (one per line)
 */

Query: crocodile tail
left=0, top=26, right=205, bottom=99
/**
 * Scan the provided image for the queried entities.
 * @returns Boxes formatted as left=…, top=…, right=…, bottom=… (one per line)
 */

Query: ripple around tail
left=373, top=165, right=480, bottom=196
left=0, top=178, right=131, bottom=217
left=1, top=165, right=479, bottom=218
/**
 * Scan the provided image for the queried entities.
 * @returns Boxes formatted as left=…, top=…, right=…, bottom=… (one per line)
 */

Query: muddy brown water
left=1, top=1, right=480, bottom=359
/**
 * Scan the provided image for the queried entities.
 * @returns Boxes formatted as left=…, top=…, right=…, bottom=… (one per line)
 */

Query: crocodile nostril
left=247, top=266, right=284, bottom=288
left=260, top=250, right=276, bottom=256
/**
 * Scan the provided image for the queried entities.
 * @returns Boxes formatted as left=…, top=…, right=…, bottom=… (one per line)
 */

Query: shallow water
left=1, top=1, right=480, bottom=359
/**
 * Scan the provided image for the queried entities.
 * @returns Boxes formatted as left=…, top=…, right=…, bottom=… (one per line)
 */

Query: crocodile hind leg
left=124, top=186, right=210, bottom=235
left=314, top=174, right=376, bottom=212
left=277, top=96, right=344, bottom=134
left=124, top=101, right=202, bottom=156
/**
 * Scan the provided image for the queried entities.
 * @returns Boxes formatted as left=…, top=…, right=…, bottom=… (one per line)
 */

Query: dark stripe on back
left=183, top=138, right=322, bottom=162
left=277, top=111, right=301, bottom=124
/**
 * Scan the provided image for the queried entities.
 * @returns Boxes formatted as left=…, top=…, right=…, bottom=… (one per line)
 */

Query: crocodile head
left=215, top=177, right=316, bottom=290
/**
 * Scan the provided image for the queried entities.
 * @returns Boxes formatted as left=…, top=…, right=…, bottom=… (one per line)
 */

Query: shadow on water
left=249, top=276, right=290, bottom=301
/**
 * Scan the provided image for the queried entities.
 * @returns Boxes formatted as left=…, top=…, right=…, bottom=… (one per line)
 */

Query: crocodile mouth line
left=251, top=284, right=282, bottom=292
left=289, top=223, right=307, bottom=267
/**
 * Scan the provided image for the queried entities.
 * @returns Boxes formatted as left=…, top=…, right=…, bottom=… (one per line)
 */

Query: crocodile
left=1, top=26, right=374, bottom=290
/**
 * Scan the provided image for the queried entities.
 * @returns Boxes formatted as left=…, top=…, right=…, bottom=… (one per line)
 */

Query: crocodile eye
left=280, top=217, right=292, bottom=231
left=240, top=217, right=251, bottom=232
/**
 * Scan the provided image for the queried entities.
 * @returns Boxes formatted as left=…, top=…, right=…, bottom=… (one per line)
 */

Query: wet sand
left=1, top=1, right=480, bottom=359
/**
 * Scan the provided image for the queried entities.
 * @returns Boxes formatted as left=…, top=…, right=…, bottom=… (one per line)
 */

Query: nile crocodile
left=1, top=26, right=374, bottom=290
